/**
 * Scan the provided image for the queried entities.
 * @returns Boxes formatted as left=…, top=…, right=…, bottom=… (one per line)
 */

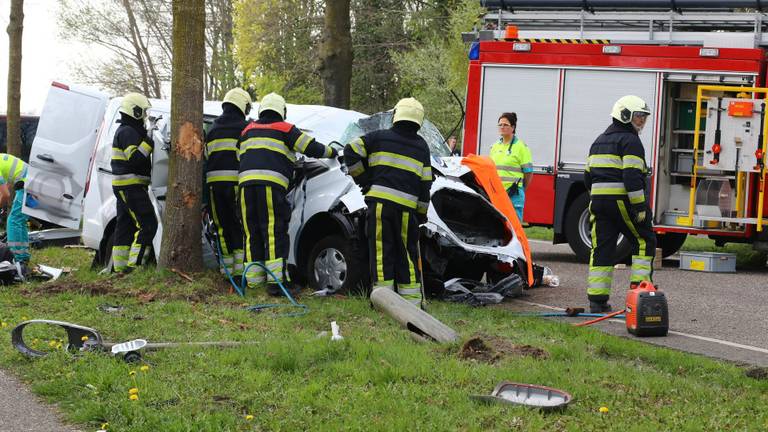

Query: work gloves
left=631, top=204, right=647, bottom=224
left=326, top=147, right=339, bottom=159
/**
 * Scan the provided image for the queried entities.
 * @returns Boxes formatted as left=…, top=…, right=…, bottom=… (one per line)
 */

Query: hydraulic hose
left=573, top=309, right=625, bottom=327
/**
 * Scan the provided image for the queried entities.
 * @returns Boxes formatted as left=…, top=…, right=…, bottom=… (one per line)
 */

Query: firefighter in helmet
left=344, top=98, right=433, bottom=307
left=205, top=87, right=251, bottom=279
left=584, top=95, right=656, bottom=312
left=0, top=153, right=30, bottom=270
left=111, top=92, right=157, bottom=272
left=237, top=92, right=337, bottom=296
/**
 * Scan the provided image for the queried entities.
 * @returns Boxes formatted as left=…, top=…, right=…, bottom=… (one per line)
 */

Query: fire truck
left=462, top=1, right=768, bottom=262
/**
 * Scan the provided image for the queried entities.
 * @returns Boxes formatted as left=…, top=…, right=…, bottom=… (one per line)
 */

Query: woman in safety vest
left=489, top=112, right=532, bottom=222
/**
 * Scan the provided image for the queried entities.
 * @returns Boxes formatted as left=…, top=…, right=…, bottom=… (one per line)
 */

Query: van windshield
left=339, top=111, right=451, bottom=158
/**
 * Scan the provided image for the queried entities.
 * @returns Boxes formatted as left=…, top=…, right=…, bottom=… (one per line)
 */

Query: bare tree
left=158, top=0, right=205, bottom=271
left=5, top=0, right=23, bottom=157
left=319, top=0, right=352, bottom=108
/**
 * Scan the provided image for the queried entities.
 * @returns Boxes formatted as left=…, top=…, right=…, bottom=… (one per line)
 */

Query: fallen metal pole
left=370, top=287, right=459, bottom=343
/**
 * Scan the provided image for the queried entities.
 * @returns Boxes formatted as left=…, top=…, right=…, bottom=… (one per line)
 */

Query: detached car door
left=23, top=82, right=109, bottom=229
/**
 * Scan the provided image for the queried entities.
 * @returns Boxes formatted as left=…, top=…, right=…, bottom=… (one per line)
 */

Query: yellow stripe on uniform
left=266, top=186, right=275, bottom=260
left=240, top=188, right=252, bottom=262
left=617, top=200, right=646, bottom=253
left=401, top=212, right=416, bottom=285
left=375, top=202, right=384, bottom=282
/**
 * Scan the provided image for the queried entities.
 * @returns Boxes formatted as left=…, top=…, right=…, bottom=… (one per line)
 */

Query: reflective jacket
left=584, top=120, right=648, bottom=207
left=489, top=136, right=532, bottom=190
left=111, top=115, right=153, bottom=188
left=0, top=154, right=27, bottom=186
left=344, top=125, right=433, bottom=215
left=237, top=114, right=333, bottom=190
left=205, top=106, right=248, bottom=184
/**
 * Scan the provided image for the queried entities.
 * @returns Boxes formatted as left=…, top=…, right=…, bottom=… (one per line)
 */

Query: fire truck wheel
left=657, top=232, right=687, bottom=258
left=564, top=193, right=631, bottom=263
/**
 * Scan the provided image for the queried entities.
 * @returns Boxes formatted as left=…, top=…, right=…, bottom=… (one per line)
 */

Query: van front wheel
left=564, top=194, right=632, bottom=263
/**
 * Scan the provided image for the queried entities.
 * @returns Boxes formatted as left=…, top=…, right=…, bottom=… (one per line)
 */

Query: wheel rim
left=313, top=247, right=347, bottom=291
left=579, top=208, right=625, bottom=248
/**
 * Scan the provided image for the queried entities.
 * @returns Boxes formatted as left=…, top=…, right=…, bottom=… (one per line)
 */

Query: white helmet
left=258, top=92, right=286, bottom=119
left=119, top=92, right=151, bottom=120
left=393, top=97, right=424, bottom=127
left=223, top=88, right=252, bottom=116
left=611, top=95, right=651, bottom=124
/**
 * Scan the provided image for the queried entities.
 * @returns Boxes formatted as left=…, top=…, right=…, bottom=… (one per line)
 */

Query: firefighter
left=111, top=92, right=157, bottom=273
left=344, top=98, right=433, bottom=307
left=205, top=88, right=251, bottom=279
left=584, top=95, right=656, bottom=313
left=238, top=92, right=337, bottom=296
left=489, top=112, right=532, bottom=222
left=0, top=153, right=30, bottom=269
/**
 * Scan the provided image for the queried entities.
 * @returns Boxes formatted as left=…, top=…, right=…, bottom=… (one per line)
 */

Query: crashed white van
left=25, top=82, right=528, bottom=294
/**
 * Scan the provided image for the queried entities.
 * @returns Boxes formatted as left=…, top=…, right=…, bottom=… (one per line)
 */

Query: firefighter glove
left=328, top=147, right=339, bottom=159
left=631, top=204, right=646, bottom=224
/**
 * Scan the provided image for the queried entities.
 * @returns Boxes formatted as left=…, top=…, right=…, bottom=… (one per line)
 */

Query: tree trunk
left=319, top=0, right=352, bottom=109
left=5, top=0, right=24, bottom=158
left=158, top=0, right=205, bottom=272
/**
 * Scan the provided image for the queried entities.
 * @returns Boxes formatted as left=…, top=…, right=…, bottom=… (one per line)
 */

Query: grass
left=1, top=247, right=767, bottom=431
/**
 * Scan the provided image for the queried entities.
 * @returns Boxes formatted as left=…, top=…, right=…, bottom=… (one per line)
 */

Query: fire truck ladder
left=479, top=10, right=768, bottom=48
left=685, top=85, right=768, bottom=232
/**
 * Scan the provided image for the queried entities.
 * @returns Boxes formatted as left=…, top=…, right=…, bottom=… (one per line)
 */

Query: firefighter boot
left=266, top=281, right=300, bottom=298
left=588, top=294, right=612, bottom=313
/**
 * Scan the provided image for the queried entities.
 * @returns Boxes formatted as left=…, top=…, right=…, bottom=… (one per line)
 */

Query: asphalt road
left=510, top=240, right=768, bottom=366
left=0, top=369, right=80, bottom=432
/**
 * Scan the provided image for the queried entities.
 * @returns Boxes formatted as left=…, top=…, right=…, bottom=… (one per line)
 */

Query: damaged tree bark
left=158, top=0, right=205, bottom=272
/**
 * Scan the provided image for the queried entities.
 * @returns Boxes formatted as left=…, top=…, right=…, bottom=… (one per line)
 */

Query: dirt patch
left=745, top=367, right=768, bottom=380
left=22, top=278, right=118, bottom=297
left=458, top=334, right=549, bottom=364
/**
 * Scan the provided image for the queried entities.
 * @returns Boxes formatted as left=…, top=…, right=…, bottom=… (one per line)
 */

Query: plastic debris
left=443, top=273, right=524, bottom=306
left=541, top=266, right=560, bottom=287
left=330, top=321, right=343, bottom=341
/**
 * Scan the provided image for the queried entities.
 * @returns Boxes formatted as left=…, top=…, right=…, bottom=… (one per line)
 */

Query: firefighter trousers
left=240, top=185, right=290, bottom=287
left=366, top=200, right=423, bottom=306
left=208, top=182, right=244, bottom=276
left=112, top=186, right=157, bottom=272
left=587, top=198, right=656, bottom=301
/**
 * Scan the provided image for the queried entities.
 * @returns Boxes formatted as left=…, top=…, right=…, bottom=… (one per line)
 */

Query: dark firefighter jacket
left=205, top=104, right=249, bottom=184
left=344, top=121, right=433, bottom=216
left=237, top=111, right=334, bottom=191
left=584, top=119, right=648, bottom=209
left=111, top=114, right=153, bottom=188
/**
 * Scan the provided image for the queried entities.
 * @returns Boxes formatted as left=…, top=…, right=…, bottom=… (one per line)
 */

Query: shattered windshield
left=339, top=111, right=452, bottom=157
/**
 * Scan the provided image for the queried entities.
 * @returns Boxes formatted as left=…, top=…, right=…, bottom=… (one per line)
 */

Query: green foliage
left=392, top=0, right=484, bottom=137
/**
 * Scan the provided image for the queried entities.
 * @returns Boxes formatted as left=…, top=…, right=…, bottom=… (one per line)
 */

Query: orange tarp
left=461, top=155, right=534, bottom=286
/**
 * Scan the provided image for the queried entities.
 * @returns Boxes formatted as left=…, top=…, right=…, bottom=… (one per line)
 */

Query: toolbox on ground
left=679, top=251, right=736, bottom=273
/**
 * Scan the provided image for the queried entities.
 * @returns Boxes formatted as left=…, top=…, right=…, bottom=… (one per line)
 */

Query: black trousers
left=240, top=184, right=290, bottom=285
left=208, top=182, right=244, bottom=275
left=112, top=185, right=157, bottom=272
left=365, top=200, right=423, bottom=305
left=587, top=198, right=656, bottom=300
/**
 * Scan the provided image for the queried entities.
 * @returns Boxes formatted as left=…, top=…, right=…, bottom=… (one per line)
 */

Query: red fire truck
left=462, top=3, right=768, bottom=262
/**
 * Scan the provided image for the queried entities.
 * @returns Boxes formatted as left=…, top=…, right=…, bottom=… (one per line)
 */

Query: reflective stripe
left=112, top=148, right=127, bottom=160
left=417, top=200, right=428, bottom=214
left=348, top=138, right=367, bottom=157
left=124, top=145, right=139, bottom=159
left=588, top=154, right=622, bottom=169
left=295, top=133, right=313, bottom=153
left=238, top=169, right=289, bottom=189
left=265, top=258, right=284, bottom=283
left=631, top=255, right=653, bottom=282
left=234, top=250, right=244, bottom=273
left=374, top=202, right=384, bottom=282
left=138, top=141, right=153, bottom=158
left=500, top=177, right=522, bottom=184
left=617, top=201, right=646, bottom=254
left=496, top=165, right=523, bottom=173
left=112, top=174, right=150, bottom=186
left=421, top=166, right=433, bottom=181
left=623, top=155, right=646, bottom=171
left=266, top=186, right=275, bottom=260
left=241, top=188, right=252, bottom=263
left=367, top=185, right=418, bottom=209
left=369, top=152, right=424, bottom=177
left=245, top=261, right=266, bottom=286
left=627, top=189, right=645, bottom=204
left=401, top=212, right=417, bottom=286
left=398, top=287, right=421, bottom=295
left=591, top=182, right=626, bottom=195
left=521, top=163, right=533, bottom=172
left=323, top=146, right=334, bottom=158
left=207, top=170, right=239, bottom=183
left=374, top=281, right=395, bottom=289
left=348, top=161, right=365, bottom=177
left=206, top=138, right=238, bottom=157
left=587, top=266, right=613, bottom=290
left=240, top=137, right=295, bottom=160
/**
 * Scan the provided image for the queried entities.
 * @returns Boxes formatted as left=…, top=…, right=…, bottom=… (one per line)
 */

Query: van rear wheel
left=564, top=193, right=632, bottom=263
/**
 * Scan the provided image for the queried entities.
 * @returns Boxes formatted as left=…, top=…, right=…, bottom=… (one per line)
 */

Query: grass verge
left=0, top=246, right=767, bottom=431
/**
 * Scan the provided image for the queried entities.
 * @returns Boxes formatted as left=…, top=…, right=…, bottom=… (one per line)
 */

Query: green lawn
left=1, top=247, right=767, bottom=431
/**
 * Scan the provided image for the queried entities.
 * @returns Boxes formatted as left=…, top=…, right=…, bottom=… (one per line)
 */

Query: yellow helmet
left=223, top=88, right=252, bottom=116
left=393, top=97, right=424, bottom=127
left=611, top=95, right=651, bottom=124
left=119, top=92, right=151, bottom=120
left=258, top=92, right=286, bottom=119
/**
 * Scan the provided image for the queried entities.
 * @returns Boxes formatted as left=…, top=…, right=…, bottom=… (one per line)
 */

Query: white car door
left=23, top=82, right=109, bottom=229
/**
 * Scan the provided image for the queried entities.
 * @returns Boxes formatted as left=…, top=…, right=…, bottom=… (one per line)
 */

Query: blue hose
left=517, top=312, right=625, bottom=318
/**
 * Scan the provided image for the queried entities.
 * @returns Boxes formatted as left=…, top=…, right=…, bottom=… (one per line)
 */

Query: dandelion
left=599, top=406, right=609, bottom=414
left=81, top=335, right=89, bottom=342
left=128, top=388, right=139, bottom=395
left=245, top=415, right=254, bottom=421
left=55, top=343, right=62, bottom=350
left=100, top=422, right=109, bottom=429
left=129, top=370, right=136, bottom=377
left=140, top=365, right=149, bottom=372
left=21, top=316, right=28, bottom=321
left=48, top=340, right=57, bottom=347
left=129, top=394, right=139, bottom=401
left=0, top=322, right=7, bottom=328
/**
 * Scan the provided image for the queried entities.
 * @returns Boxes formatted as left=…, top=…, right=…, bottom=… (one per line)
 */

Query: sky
left=0, top=0, right=80, bottom=115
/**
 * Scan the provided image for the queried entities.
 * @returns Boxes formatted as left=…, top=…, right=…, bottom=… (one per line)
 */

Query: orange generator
left=626, top=281, right=668, bottom=337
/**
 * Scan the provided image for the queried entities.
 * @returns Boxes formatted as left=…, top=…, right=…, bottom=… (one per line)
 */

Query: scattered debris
left=330, top=321, right=344, bottom=341
left=97, top=304, right=125, bottom=314
left=171, top=268, right=195, bottom=283
left=137, top=293, right=156, bottom=304
left=443, top=273, right=525, bottom=306
left=470, top=381, right=572, bottom=411
left=458, top=335, right=549, bottom=364
left=36, top=264, right=63, bottom=280
left=370, top=287, right=458, bottom=343
left=745, top=367, right=768, bottom=380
